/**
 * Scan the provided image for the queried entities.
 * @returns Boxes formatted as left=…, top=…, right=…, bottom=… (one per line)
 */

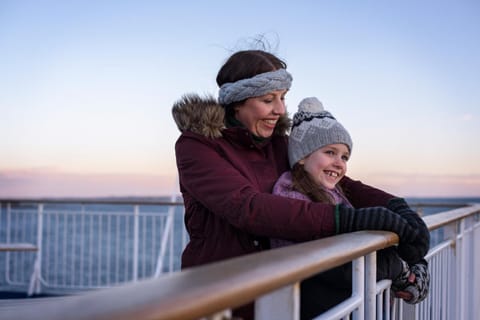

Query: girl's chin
left=321, top=180, right=337, bottom=190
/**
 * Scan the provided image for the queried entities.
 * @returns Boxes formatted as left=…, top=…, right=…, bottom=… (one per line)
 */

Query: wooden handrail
left=0, top=231, right=398, bottom=320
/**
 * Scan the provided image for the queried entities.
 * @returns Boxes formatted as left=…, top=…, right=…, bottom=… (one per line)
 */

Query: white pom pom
left=298, top=97, right=324, bottom=113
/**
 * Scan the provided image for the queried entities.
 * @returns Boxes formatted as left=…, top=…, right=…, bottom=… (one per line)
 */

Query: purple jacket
left=172, top=96, right=395, bottom=269
left=271, top=171, right=353, bottom=248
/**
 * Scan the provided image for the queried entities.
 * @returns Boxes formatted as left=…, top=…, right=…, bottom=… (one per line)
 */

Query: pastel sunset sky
left=1, top=1, right=479, bottom=198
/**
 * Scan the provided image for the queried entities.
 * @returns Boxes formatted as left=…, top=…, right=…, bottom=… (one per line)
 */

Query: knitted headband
left=218, top=69, right=293, bottom=106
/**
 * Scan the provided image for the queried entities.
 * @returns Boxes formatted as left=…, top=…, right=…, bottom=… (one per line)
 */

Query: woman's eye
left=342, top=155, right=350, bottom=161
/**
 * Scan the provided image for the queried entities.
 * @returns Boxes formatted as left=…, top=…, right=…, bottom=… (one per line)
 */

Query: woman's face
left=234, top=89, right=288, bottom=138
left=300, top=144, right=350, bottom=190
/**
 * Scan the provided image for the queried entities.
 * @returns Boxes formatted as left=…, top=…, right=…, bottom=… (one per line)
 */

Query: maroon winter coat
left=172, top=95, right=395, bottom=269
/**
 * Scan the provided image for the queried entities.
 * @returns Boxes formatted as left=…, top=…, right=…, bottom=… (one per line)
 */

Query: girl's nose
left=333, top=156, right=346, bottom=169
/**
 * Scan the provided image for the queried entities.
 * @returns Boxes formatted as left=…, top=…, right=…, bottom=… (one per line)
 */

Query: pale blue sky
left=1, top=0, right=479, bottom=197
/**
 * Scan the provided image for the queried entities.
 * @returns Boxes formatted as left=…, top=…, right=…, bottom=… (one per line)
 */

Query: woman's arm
left=339, top=177, right=430, bottom=264
left=176, top=133, right=337, bottom=241
left=339, top=176, right=395, bottom=208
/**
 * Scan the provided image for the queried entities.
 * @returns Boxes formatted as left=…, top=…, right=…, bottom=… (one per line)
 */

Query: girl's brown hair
left=291, top=163, right=336, bottom=205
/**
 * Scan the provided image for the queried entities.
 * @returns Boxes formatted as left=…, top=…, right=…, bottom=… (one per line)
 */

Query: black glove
left=387, top=198, right=430, bottom=263
left=392, top=259, right=430, bottom=304
left=336, top=205, right=419, bottom=243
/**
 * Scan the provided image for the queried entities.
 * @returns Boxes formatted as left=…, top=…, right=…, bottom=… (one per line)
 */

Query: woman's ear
left=298, top=159, right=305, bottom=165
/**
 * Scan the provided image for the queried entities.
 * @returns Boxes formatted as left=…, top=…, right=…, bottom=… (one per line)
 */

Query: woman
left=171, top=49, right=429, bottom=319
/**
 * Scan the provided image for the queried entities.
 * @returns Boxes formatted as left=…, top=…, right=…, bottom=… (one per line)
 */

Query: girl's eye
left=342, top=155, right=350, bottom=161
left=325, top=150, right=335, bottom=155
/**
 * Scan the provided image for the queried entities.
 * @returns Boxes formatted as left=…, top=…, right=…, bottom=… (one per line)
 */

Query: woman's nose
left=272, top=99, right=286, bottom=115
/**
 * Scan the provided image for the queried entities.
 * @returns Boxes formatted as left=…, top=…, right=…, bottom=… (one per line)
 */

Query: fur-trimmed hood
left=171, top=93, right=291, bottom=139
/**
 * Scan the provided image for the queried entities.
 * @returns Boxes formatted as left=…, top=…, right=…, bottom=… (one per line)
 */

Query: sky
left=1, top=0, right=479, bottom=198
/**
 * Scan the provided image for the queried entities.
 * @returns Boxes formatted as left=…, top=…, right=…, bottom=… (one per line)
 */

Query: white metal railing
left=0, top=200, right=478, bottom=320
left=0, top=199, right=186, bottom=295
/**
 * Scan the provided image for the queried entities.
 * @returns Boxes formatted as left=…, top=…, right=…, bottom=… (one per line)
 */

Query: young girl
left=272, top=97, right=354, bottom=227
left=272, top=97, right=430, bottom=317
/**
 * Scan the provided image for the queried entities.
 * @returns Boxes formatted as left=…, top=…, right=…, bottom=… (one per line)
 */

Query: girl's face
left=234, top=89, right=288, bottom=138
left=300, top=144, right=350, bottom=190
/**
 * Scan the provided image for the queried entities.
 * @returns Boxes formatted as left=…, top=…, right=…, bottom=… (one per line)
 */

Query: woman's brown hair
left=216, top=50, right=287, bottom=87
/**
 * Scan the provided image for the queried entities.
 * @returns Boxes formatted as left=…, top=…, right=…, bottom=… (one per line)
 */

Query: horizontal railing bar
left=0, top=243, right=38, bottom=252
left=1, top=198, right=470, bottom=208
left=0, top=198, right=184, bottom=206
left=1, top=231, right=398, bottom=320
left=423, top=204, right=480, bottom=230
left=409, top=202, right=471, bottom=208
left=7, top=209, right=171, bottom=217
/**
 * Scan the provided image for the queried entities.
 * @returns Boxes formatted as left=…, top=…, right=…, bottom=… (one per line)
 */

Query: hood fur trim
left=172, top=94, right=225, bottom=138
left=172, top=93, right=291, bottom=138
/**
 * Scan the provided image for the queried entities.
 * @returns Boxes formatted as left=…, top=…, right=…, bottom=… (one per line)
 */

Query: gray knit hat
left=288, top=97, right=353, bottom=168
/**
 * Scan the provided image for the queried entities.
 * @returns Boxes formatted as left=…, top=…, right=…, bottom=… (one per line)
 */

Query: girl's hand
left=392, top=259, right=430, bottom=304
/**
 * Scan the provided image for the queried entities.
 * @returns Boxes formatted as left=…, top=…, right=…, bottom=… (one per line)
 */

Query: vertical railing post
left=169, top=212, right=174, bottom=273
left=364, top=252, right=376, bottom=320
left=28, top=203, right=43, bottom=295
left=458, top=218, right=467, bottom=320
left=153, top=205, right=174, bottom=277
left=375, top=280, right=392, bottom=320
left=79, top=204, right=85, bottom=288
left=255, top=283, right=300, bottom=320
left=464, top=215, right=474, bottom=320
left=5, top=203, right=11, bottom=283
left=444, top=221, right=458, bottom=320
left=474, top=213, right=480, bottom=319
left=133, top=205, right=139, bottom=282
left=353, top=257, right=365, bottom=320
left=154, top=190, right=178, bottom=278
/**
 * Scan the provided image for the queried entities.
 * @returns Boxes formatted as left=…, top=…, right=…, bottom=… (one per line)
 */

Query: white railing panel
left=0, top=201, right=185, bottom=294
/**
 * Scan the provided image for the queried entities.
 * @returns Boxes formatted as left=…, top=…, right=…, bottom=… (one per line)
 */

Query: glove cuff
left=392, top=259, right=411, bottom=291
left=414, top=258, right=428, bottom=267
left=335, top=204, right=341, bottom=234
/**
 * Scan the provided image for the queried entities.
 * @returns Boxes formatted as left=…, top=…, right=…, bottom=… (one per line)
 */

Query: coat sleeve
left=175, top=134, right=336, bottom=241
left=339, top=176, right=395, bottom=208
